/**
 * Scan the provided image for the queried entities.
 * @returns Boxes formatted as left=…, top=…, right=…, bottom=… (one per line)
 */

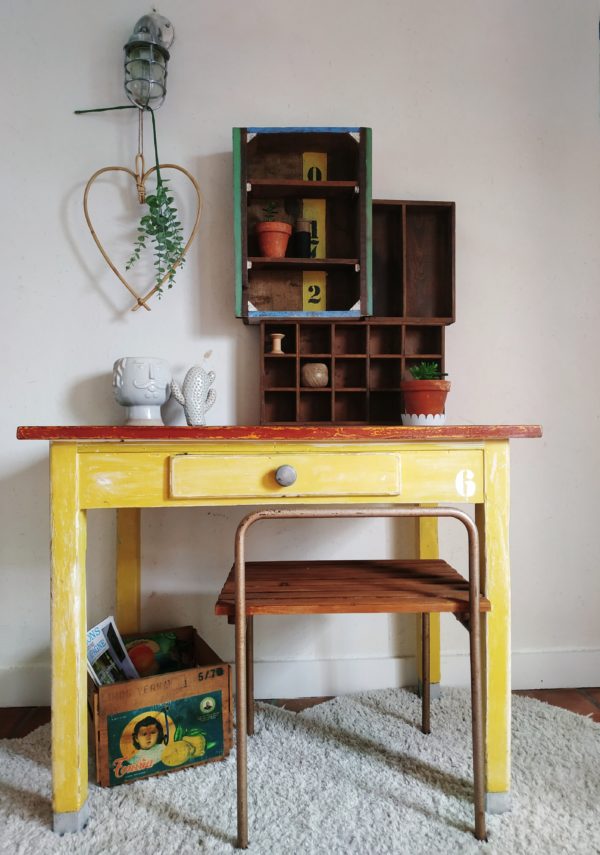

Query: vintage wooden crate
left=89, top=626, right=232, bottom=787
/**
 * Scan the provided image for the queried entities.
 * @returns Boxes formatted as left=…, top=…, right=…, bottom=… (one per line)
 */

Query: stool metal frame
left=232, top=506, right=486, bottom=848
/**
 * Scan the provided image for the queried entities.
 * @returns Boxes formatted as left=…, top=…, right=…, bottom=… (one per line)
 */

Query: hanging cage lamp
left=124, top=12, right=174, bottom=110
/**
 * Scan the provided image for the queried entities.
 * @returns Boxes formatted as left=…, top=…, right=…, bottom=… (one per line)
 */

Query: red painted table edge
left=16, top=425, right=543, bottom=441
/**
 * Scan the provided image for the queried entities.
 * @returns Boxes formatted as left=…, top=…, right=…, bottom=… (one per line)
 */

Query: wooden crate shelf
left=234, top=127, right=372, bottom=322
left=247, top=179, right=359, bottom=199
left=248, top=257, right=359, bottom=270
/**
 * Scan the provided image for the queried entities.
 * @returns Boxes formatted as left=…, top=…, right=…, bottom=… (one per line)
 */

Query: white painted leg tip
left=54, top=801, right=90, bottom=834
left=486, top=791, right=511, bottom=814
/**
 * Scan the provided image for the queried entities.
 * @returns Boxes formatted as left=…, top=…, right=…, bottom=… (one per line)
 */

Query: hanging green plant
left=126, top=109, right=186, bottom=294
left=78, top=103, right=202, bottom=311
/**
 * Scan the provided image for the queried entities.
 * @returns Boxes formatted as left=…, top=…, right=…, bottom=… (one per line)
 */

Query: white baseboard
left=0, top=663, right=51, bottom=706
left=253, top=656, right=419, bottom=699
left=252, top=647, right=600, bottom=697
left=2, top=648, right=600, bottom=706
left=435, top=648, right=600, bottom=692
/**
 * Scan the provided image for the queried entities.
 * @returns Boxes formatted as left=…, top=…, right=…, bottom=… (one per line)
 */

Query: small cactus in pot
left=400, top=361, right=450, bottom=426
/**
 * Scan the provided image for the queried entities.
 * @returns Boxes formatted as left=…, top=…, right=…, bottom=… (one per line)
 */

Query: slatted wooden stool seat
left=216, top=507, right=489, bottom=847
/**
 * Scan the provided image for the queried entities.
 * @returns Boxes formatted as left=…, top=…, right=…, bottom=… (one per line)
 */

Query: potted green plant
left=400, top=361, right=450, bottom=425
left=255, top=201, right=292, bottom=258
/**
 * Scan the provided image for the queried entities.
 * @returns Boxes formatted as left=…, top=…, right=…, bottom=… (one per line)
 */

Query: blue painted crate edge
left=247, top=127, right=362, bottom=134
left=250, top=310, right=362, bottom=319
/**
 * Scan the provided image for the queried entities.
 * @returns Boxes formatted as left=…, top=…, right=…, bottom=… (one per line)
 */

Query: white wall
left=2, top=0, right=599, bottom=704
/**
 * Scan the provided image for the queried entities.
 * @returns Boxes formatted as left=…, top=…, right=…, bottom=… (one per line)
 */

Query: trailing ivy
left=126, top=108, right=185, bottom=293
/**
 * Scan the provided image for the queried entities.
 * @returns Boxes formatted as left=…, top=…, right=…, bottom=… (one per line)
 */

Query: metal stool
left=217, top=507, right=488, bottom=847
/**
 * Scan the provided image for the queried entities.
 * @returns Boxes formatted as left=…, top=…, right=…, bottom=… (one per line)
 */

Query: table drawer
left=169, top=453, right=401, bottom=499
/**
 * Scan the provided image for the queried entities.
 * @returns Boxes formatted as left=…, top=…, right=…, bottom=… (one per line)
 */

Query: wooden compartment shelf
left=334, top=324, right=367, bottom=354
left=405, top=325, right=443, bottom=355
left=299, top=392, right=332, bottom=423
left=251, top=180, right=456, bottom=422
left=334, top=358, right=367, bottom=389
left=260, top=320, right=447, bottom=425
left=372, top=200, right=455, bottom=322
left=369, top=391, right=403, bottom=424
left=369, top=324, right=403, bottom=355
left=264, top=358, right=296, bottom=389
left=369, top=358, right=403, bottom=390
left=263, top=391, right=296, bottom=424
left=334, top=392, right=367, bottom=423
left=234, top=127, right=372, bottom=322
left=299, top=324, right=331, bottom=354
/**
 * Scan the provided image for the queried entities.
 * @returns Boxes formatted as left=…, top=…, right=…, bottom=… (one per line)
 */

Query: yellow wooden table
left=17, top=424, right=541, bottom=833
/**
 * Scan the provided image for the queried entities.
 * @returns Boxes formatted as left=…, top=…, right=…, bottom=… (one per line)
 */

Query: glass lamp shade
left=124, top=41, right=169, bottom=109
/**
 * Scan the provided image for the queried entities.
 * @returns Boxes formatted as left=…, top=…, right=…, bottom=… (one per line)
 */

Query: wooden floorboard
left=2, top=688, right=599, bottom=738
left=514, top=688, right=600, bottom=723
left=0, top=706, right=51, bottom=739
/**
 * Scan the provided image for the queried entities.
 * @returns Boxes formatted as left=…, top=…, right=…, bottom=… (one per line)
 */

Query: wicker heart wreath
left=83, top=156, right=202, bottom=312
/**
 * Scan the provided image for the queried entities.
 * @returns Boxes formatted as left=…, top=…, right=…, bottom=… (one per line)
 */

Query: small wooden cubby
left=233, top=127, right=372, bottom=323
left=260, top=320, right=445, bottom=425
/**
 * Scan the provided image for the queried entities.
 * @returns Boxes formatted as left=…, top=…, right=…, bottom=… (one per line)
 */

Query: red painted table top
left=16, top=425, right=542, bottom=442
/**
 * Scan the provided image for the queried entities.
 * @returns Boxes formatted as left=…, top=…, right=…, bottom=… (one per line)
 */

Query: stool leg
left=421, top=612, right=431, bottom=734
left=234, top=547, right=248, bottom=848
left=246, top=616, right=255, bottom=736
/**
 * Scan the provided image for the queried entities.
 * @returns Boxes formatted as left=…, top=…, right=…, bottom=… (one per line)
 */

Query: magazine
left=87, top=616, right=140, bottom=686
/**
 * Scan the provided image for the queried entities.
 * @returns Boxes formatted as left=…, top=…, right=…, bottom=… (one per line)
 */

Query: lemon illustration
left=182, top=734, right=206, bottom=758
left=161, top=739, right=194, bottom=767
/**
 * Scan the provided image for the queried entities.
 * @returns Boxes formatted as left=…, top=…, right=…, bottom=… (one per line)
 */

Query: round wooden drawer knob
left=275, top=465, right=297, bottom=487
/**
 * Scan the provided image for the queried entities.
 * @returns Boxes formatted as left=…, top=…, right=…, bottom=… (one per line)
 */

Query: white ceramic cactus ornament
left=172, top=366, right=216, bottom=426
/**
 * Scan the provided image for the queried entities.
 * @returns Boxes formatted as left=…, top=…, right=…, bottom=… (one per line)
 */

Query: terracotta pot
left=400, top=379, right=451, bottom=416
left=256, top=221, right=292, bottom=258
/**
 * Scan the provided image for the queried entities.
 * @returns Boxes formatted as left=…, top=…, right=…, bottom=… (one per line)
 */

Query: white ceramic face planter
left=113, top=357, right=172, bottom=425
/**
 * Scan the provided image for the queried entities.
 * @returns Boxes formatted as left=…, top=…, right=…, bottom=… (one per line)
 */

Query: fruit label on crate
left=302, top=272, right=327, bottom=311
left=107, top=689, right=224, bottom=785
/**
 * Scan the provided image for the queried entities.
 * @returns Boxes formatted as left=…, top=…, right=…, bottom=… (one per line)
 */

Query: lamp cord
left=135, top=109, right=146, bottom=202
left=74, top=105, right=137, bottom=114
left=74, top=104, right=163, bottom=196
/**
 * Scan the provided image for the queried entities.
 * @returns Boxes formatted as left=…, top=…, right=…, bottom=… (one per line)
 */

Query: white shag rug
left=1, top=688, right=599, bottom=855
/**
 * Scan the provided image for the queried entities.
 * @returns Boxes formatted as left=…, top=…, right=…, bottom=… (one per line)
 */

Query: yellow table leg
left=416, top=511, right=441, bottom=693
left=50, top=443, right=89, bottom=832
left=116, top=508, right=141, bottom=634
left=477, top=440, right=511, bottom=812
